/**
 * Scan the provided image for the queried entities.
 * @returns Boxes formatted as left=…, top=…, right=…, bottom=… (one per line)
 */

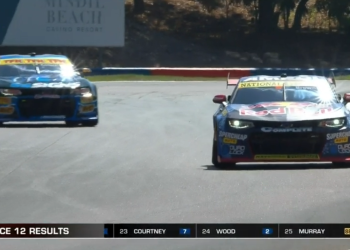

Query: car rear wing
left=226, top=73, right=239, bottom=89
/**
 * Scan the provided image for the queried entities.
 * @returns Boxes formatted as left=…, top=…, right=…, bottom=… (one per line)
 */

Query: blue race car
left=212, top=74, right=350, bottom=168
left=0, top=53, right=98, bottom=126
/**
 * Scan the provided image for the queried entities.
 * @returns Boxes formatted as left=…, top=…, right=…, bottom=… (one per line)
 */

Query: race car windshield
left=231, top=84, right=338, bottom=104
left=0, top=64, right=77, bottom=78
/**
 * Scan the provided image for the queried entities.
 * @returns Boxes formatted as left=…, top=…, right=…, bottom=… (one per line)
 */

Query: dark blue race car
left=0, top=53, right=98, bottom=126
left=212, top=74, right=350, bottom=168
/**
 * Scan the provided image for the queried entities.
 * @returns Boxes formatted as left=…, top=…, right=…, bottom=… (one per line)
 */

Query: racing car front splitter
left=218, top=156, right=350, bottom=163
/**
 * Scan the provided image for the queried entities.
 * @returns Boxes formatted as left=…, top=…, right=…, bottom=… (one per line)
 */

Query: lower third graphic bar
left=114, top=224, right=196, bottom=238
left=0, top=224, right=104, bottom=238
left=197, top=224, right=279, bottom=238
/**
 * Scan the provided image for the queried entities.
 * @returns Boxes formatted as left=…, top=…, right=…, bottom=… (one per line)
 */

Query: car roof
left=0, top=54, right=68, bottom=60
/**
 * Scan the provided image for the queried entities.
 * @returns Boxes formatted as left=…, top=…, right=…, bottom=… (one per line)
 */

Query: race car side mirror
left=77, top=68, right=92, bottom=77
left=343, top=93, right=350, bottom=103
left=213, top=95, right=226, bottom=104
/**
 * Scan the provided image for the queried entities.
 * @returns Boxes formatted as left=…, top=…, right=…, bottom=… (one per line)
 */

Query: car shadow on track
left=202, top=163, right=347, bottom=171
left=0, top=123, right=78, bottom=128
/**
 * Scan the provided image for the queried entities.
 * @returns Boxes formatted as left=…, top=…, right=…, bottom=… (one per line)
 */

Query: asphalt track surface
left=2, top=80, right=350, bottom=250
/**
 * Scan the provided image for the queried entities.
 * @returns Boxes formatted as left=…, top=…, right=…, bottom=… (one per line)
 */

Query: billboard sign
left=0, top=0, right=125, bottom=47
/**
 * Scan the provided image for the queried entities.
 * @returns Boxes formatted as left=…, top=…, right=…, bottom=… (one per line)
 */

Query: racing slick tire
left=332, top=162, right=350, bottom=168
left=212, top=140, right=236, bottom=169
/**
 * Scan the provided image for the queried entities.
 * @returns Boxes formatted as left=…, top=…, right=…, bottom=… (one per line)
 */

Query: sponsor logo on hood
left=334, top=137, right=348, bottom=144
left=327, top=131, right=350, bottom=140
left=246, top=102, right=316, bottom=109
left=32, top=82, right=80, bottom=88
left=261, top=127, right=312, bottom=132
left=238, top=102, right=336, bottom=117
left=40, top=116, right=65, bottom=119
left=240, top=107, right=333, bottom=116
left=254, top=154, right=320, bottom=160
left=338, top=144, right=350, bottom=153
left=219, top=131, right=247, bottom=141
left=35, top=94, right=60, bottom=99
left=229, top=145, right=245, bottom=155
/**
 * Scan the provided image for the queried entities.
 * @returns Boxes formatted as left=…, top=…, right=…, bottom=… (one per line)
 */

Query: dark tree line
left=132, top=0, right=350, bottom=33
left=133, top=0, right=145, bottom=14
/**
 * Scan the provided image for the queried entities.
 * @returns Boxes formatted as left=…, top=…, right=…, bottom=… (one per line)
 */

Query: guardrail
left=82, top=68, right=350, bottom=77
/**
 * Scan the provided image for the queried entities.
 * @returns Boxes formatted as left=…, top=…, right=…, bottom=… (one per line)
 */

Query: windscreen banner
left=0, top=0, right=125, bottom=47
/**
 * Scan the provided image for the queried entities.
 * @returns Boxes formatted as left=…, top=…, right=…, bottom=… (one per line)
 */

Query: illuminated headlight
left=318, top=118, right=345, bottom=128
left=0, top=89, right=21, bottom=96
left=72, top=88, right=92, bottom=97
left=72, top=88, right=90, bottom=95
left=228, top=119, right=254, bottom=129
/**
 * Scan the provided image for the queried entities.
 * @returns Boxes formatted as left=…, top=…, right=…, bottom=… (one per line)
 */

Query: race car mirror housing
left=77, top=68, right=92, bottom=77
left=343, top=93, right=350, bottom=103
left=213, top=95, right=226, bottom=104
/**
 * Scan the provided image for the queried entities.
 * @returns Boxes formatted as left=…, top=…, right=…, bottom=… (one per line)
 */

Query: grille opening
left=253, top=120, right=320, bottom=128
left=18, top=98, right=76, bottom=118
left=18, top=88, right=73, bottom=96
left=249, top=133, right=325, bottom=154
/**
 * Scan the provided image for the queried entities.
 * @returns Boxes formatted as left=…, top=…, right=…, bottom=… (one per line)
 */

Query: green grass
left=335, top=75, right=350, bottom=80
left=85, top=74, right=225, bottom=81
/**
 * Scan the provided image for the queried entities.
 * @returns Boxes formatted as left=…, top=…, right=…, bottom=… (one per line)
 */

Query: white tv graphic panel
left=2, top=0, right=125, bottom=47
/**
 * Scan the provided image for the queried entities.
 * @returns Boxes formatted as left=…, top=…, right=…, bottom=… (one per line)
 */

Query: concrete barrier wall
left=87, top=67, right=350, bottom=77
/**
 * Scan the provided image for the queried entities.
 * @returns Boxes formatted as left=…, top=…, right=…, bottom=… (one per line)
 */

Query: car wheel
left=332, top=162, right=350, bottom=168
left=65, top=121, right=80, bottom=127
left=82, top=119, right=98, bottom=127
left=212, top=139, right=235, bottom=169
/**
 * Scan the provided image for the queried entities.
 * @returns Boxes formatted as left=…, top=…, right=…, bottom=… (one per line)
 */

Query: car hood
left=225, top=101, right=347, bottom=121
left=0, top=75, right=90, bottom=89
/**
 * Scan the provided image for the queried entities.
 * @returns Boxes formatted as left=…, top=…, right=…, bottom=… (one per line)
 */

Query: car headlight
left=228, top=119, right=254, bottom=129
left=318, top=118, right=345, bottom=128
left=0, top=89, right=21, bottom=96
left=72, top=88, right=92, bottom=97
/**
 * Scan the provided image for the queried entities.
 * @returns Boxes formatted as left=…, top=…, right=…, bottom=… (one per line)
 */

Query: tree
left=315, top=0, right=350, bottom=32
left=197, top=0, right=299, bottom=32
left=133, top=0, right=145, bottom=14
left=278, top=0, right=297, bottom=29
left=292, top=0, right=309, bottom=30
left=197, top=0, right=222, bottom=13
left=234, top=0, right=283, bottom=32
left=256, top=0, right=279, bottom=32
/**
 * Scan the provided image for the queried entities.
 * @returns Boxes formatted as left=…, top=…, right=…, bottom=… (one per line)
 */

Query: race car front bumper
left=216, top=129, right=350, bottom=163
left=0, top=95, right=97, bottom=122
left=218, top=156, right=350, bottom=163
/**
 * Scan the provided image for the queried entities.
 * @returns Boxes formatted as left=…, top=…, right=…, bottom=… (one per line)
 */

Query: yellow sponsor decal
left=238, top=81, right=318, bottom=89
left=0, top=106, right=14, bottom=114
left=223, top=138, right=237, bottom=144
left=80, top=105, right=94, bottom=113
left=0, top=58, right=72, bottom=65
left=334, top=137, right=348, bottom=144
left=254, top=154, right=320, bottom=160
left=0, top=97, right=12, bottom=105
left=344, top=228, right=350, bottom=235
left=80, top=96, right=94, bottom=104
left=239, top=81, right=284, bottom=88
left=221, top=109, right=228, bottom=116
